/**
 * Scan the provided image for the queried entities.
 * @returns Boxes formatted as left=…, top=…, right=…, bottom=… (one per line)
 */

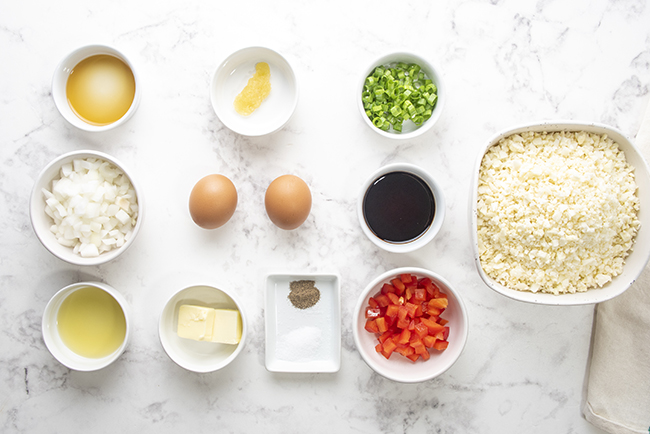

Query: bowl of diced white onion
left=30, top=150, right=143, bottom=266
left=470, top=121, right=650, bottom=305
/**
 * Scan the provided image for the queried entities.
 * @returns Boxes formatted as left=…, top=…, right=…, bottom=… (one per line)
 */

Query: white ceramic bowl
left=358, top=162, right=446, bottom=253
left=159, top=284, right=247, bottom=373
left=358, top=51, right=445, bottom=140
left=42, top=281, right=130, bottom=371
left=210, top=46, right=298, bottom=136
left=29, top=150, right=144, bottom=266
left=470, top=121, right=650, bottom=305
left=52, top=44, right=141, bottom=132
left=353, top=267, right=468, bottom=383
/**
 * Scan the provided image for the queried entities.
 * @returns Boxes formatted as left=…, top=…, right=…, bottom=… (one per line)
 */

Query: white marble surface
left=1, top=0, right=649, bottom=432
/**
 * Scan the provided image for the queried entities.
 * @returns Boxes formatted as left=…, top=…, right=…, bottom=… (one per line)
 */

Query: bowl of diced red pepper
left=353, top=267, right=468, bottom=383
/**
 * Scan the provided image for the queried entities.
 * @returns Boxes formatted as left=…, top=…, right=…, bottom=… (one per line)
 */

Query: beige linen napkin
left=583, top=102, right=650, bottom=434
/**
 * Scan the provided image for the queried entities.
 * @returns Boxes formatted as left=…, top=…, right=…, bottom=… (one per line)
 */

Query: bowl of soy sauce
left=357, top=163, right=445, bottom=253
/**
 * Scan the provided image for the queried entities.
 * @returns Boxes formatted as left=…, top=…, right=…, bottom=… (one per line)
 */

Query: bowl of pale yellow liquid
left=52, top=44, right=141, bottom=132
left=42, top=281, right=130, bottom=371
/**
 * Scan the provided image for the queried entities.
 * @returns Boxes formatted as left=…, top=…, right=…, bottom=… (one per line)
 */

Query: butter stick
left=177, top=305, right=241, bottom=345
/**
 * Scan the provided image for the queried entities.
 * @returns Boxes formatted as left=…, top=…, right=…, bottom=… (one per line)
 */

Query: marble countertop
left=2, top=0, right=649, bottom=432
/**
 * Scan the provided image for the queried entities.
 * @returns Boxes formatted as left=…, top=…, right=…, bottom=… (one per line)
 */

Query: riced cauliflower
left=477, top=130, right=640, bottom=295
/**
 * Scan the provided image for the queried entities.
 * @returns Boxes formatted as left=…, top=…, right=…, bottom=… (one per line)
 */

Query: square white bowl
left=210, top=46, right=298, bottom=136
left=265, top=273, right=341, bottom=373
left=470, top=121, right=650, bottom=305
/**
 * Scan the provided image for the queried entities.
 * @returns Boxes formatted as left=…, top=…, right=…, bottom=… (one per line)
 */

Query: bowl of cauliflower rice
left=470, top=121, right=650, bottom=305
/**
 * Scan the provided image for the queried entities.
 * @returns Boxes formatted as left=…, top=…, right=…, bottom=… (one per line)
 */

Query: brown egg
left=265, top=175, right=312, bottom=230
left=189, top=174, right=238, bottom=229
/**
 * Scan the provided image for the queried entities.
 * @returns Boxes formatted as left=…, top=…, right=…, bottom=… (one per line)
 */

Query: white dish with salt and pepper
left=264, top=273, right=341, bottom=373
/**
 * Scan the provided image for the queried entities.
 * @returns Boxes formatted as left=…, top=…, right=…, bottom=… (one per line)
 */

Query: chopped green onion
left=362, top=61, right=438, bottom=133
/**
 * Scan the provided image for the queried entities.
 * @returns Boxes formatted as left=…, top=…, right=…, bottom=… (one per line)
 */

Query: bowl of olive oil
left=52, top=44, right=141, bottom=132
left=42, top=281, right=130, bottom=371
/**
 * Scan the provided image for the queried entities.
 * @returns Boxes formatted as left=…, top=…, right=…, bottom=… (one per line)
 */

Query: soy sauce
left=363, top=171, right=435, bottom=243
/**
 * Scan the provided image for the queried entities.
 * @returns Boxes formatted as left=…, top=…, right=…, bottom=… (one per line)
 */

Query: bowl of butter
left=159, top=284, right=247, bottom=373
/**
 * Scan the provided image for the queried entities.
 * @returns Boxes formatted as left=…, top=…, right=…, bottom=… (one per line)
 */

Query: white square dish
left=470, top=120, right=650, bottom=305
left=265, top=273, right=341, bottom=373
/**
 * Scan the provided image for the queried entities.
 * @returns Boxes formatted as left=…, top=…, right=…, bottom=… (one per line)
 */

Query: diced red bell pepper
left=404, top=286, right=413, bottom=301
left=414, top=344, right=428, bottom=355
left=414, top=322, right=429, bottom=339
left=407, top=353, right=420, bottom=362
left=396, top=316, right=410, bottom=330
left=379, top=330, right=392, bottom=344
left=395, top=345, right=415, bottom=357
left=382, top=338, right=397, bottom=357
left=387, top=292, right=400, bottom=305
left=391, top=278, right=405, bottom=292
left=413, top=287, right=427, bottom=303
left=427, top=306, right=443, bottom=316
left=409, top=334, right=424, bottom=349
left=374, top=294, right=390, bottom=308
left=365, top=319, right=379, bottom=334
left=404, top=302, right=418, bottom=318
left=397, top=328, right=411, bottom=345
left=420, top=317, right=445, bottom=335
left=365, top=307, right=381, bottom=318
left=397, top=305, right=409, bottom=319
left=363, top=274, right=452, bottom=363
left=423, top=335, right=437, bottom=348
left=386, top=304, right=400, bottom=318
left=432, top=340, right=449, bottom=351
left=375, top=316, right=388, bottom=333
left=428, top=298, right=448, bottom=310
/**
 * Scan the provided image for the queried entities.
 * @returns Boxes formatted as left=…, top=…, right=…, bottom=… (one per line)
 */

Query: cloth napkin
left=583, top=102, right=650, bottom=434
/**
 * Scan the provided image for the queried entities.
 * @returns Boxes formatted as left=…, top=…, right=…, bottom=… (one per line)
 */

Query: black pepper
left=288, top=280, right=320, bottom=309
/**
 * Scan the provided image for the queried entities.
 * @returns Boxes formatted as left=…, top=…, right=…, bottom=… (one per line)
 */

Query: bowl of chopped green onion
left=359, top=52, right=444, bottom=139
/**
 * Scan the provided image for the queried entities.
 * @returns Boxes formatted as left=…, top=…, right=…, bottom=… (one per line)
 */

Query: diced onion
left=43, top=157, right=138, bottom=257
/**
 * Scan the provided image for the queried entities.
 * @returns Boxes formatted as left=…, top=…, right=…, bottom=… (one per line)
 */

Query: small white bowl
left=52, top=44, right=141, bottom=132
left=29, top=150, right=144, bottom=266
left=353, top=267, right=468, bottom=383
left=470, top=121, right=650, bottom=305
left=210, top=46, right=298, bottom=136
left=357, top=163, right=446, bottom=253
left=358, top=51, right=445, bottom=140
left=42, top=281, right=130, bottom=371
left=159, top=284, right=247, bottom=373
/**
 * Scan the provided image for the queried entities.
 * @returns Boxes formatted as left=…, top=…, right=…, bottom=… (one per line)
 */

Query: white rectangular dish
left=265, top=273, right=341, bottom=373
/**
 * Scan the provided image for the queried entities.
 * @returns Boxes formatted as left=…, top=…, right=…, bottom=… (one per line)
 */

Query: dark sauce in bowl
left=362, top=171, right=435, bottom=243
